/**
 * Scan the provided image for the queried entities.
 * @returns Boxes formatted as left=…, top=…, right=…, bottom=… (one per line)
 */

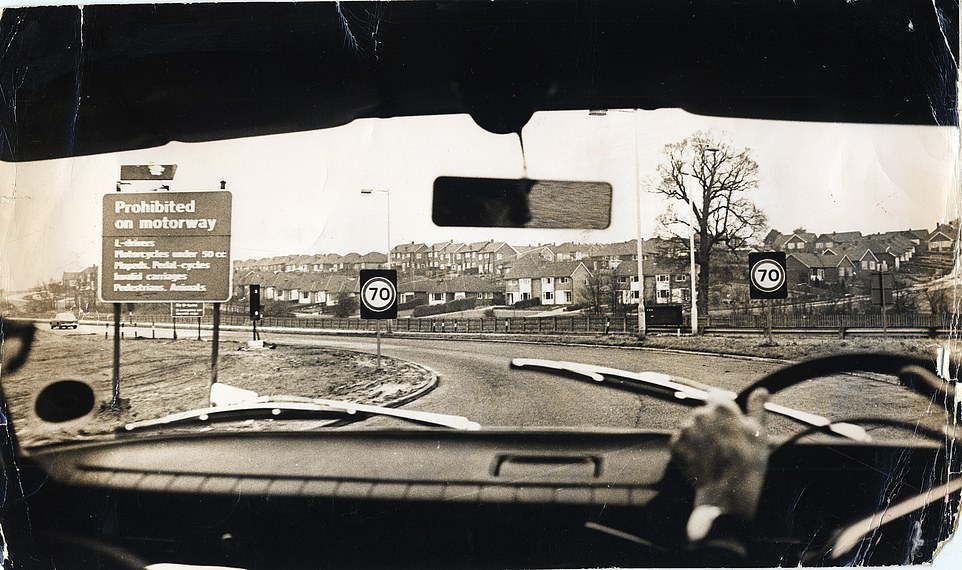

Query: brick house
left=398, top=276, right=501, bottom=305
left=786, top=253, right=856, bottom=287
left=926, top=224, right=957, bottom=252
left=503, top=261, right=591, bottom=306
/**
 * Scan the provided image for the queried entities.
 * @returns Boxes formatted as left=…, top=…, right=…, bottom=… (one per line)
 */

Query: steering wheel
left=733, top=352, right=960, bottom=564
left=735, top=352, right=956, bottom=416
left=737, top=353, right=958, bottom=447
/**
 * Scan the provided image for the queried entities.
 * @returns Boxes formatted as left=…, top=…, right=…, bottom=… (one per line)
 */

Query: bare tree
left=578, top=268, right=627, bottom=315
left=651, top=132, right=767, bottom=315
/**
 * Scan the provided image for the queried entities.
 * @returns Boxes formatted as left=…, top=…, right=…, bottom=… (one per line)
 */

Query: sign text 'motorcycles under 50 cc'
left=101, top=192, right=232, bottom=303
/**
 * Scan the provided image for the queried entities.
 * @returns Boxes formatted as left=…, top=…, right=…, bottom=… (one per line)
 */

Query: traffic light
left=249, top=284, right=262, bottom=320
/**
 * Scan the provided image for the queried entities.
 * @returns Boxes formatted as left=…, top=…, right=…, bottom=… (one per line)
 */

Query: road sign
left=871, top=272, right=895, bottom=306
left=360, top=269, right=398, bottom=319
left=100, top=191, right=232, bottom=302
left=172, top=302, right=204, bottom=317
left=120, top=164, right=177, bottom=180
left=749, top=252, right=788, bottom=299
left=171, top=302, right=204, bottom=318
left=645, top=305, right=684, bottom=326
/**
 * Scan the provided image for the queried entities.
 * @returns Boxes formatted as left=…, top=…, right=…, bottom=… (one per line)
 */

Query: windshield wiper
left=123, top=395, right=481, bottom=432
left=510, top=358, right=870, bottom=442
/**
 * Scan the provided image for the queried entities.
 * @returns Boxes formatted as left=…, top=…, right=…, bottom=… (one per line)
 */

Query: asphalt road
left=59, top=323, right=781, bottom=430
left=227, top=330, right=783, bottom=431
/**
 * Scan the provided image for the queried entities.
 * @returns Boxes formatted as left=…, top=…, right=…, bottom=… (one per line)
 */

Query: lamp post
left=361, top=188, right=393, bottom=337
left=588, top=108, right=647, bottom=336
left=633, top=111, right=646, bottom=338
left=360, top=188, right=391, bottom=268
left=686, top=145, right=718, bottom=334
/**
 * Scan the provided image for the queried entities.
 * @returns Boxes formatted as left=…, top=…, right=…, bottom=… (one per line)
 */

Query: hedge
left=412, top=297, right=478, bottom=317
left=512, top=298, right=543, bottom=309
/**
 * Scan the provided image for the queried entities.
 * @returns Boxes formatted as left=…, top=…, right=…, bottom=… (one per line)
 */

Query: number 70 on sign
left=359, top=270, right=398, bottom=319
left=748, top=252, right=788, bottom=299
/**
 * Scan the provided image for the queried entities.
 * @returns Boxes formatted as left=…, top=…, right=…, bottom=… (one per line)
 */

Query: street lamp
left=633, top=111, right=646, bottom=338
left=590, top=109, right=646, bottom=337
left=686, top=145, right=717, bottom=334
left=360, top=188, right=391, bottom=268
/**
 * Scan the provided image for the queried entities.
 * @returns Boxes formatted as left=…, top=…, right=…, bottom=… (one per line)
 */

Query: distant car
left=50, top=312, right=78, bottom=329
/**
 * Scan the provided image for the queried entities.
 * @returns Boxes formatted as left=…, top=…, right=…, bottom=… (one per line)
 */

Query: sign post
left=749, top=252, right=788, bottom=343
left=171, top=302, right=203, bottom=341
left=101, top=191, right=232, bottom=398
left=359, top=269, right=398, bottom=369
left=871, top=271, right=894, bottom=334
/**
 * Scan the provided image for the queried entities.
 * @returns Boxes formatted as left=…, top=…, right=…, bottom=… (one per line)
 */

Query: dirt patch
left=2, top=329, right=434, bottom=448
left=624, top=333, right=947, bottom=362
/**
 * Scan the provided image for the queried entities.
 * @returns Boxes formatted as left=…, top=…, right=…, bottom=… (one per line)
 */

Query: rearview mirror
left=432, top=177, right=611, bottom=229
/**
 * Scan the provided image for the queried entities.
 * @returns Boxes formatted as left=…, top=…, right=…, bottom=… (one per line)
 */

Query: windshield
left=1, top=109, right=957, bottom=447
left=0, top=2, right=960, bottom=568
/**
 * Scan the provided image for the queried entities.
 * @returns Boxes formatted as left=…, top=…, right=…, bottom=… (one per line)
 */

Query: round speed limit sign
left=751, top=259, right=786, bottom=293
left=361, top=276, right=397, bottom=313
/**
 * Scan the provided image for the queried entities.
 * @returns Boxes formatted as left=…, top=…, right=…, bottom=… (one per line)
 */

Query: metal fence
left=705, top=312, right=952, bottom=329
left=129, top=311, right=956, bottom=336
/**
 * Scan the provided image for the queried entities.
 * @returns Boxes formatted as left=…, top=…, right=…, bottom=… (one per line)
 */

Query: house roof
left=789, top=253, right=851, bottom=268
left=434, top=276, right=502, bottom=293
left=460, top=240, right=492, bottom=253
left=358, top=252, right=388, bottom=263
left=398, top=275, right=500, bottom=294
left=551, top=242, right=594, bottom=256
left=392, top=242, right=428, bottom=254
left=928, top=224, right=958, bottom=241
left=614, top=259, right=687, bottom=277
left=905, top=228, right=931, bottom=240
left=776, top=232, right=817, bottom=247
left=864, top=233, right=915, bottom=254
left=515, top=245, right=554, bottom=256
left=592, top=240, right=637, bottom=257
left=504, top=260, right=589, bottom=279
left=838, top=246, right=879, bottom=262
left=815, top=231, right=863, bottom=243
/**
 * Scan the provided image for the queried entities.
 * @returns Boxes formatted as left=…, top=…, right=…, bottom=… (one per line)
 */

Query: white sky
left=1, top=108, right=959, bottom=291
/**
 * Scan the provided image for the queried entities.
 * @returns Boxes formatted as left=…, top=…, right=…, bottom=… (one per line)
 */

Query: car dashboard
left=3, top=427, right=955, bottom=569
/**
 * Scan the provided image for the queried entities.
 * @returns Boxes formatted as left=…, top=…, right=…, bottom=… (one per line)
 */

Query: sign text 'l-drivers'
left=101, top=192, right=232, bottom=302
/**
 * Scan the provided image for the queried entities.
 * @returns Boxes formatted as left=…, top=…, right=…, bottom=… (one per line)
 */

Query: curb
left=381, top=364, right=440, bottom=409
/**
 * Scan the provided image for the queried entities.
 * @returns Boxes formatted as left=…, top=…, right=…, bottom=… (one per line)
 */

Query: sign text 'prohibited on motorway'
left=748, top=252, right=788, bottom=299
left=359, top=269, right=398, bottom=319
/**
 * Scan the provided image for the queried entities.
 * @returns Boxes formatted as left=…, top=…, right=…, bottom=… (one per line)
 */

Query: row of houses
left=234, top=252, right=388, bottom=274
left=767, top=223, right=957, bottom=271
left=234, top=239, right=651, bottom=277
left=62, top=223, right=957, bottom=314
left=233, top=256, right=693, bottom=310
left=232, top=271, right=505, bottom=308
left=768, top=223, right=958, bottom=287
left=766, top=226, right=953, bottom=256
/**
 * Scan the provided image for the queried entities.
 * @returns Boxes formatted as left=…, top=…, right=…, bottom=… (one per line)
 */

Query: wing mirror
left=1, top=317, right=36, bottom=374
left=34, top=380, right=96, bottom=423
